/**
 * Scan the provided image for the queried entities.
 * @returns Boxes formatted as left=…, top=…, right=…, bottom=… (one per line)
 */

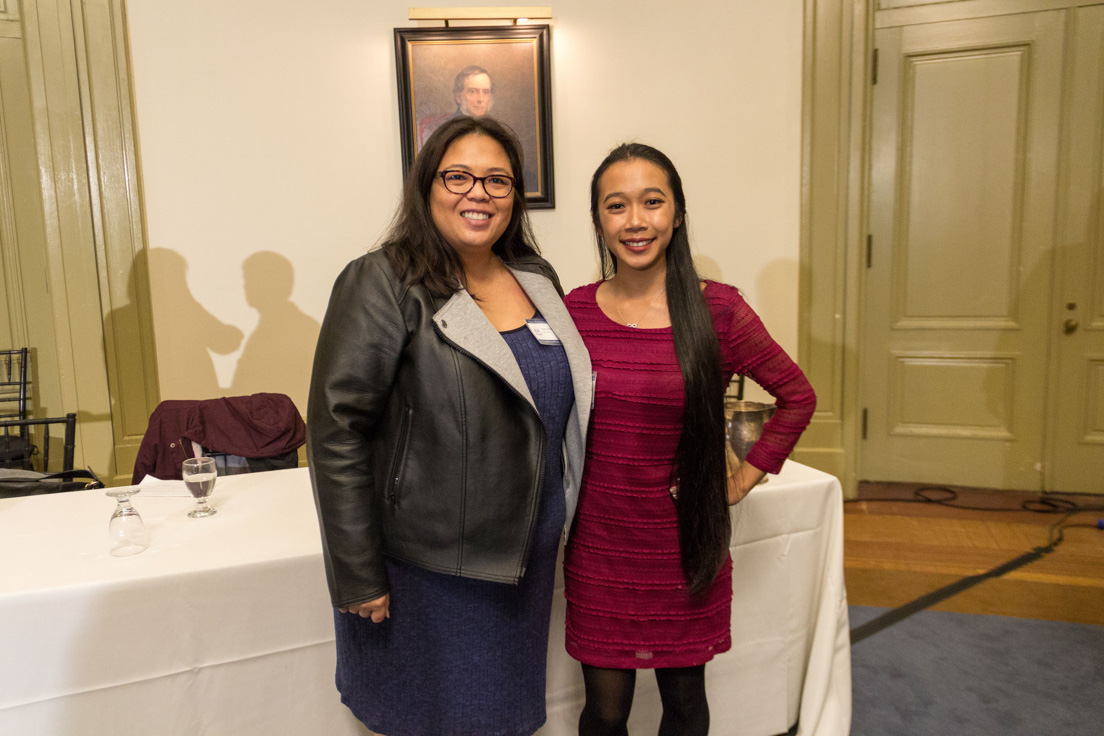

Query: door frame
left=14, top=0, right=159, bottom=483
left=799, top=0, right=1104, bottom=495
left=796, top=0, right=872, bottom=495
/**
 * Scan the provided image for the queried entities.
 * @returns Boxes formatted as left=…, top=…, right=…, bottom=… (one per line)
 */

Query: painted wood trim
left=71, top=0, right=160, bottom=483
left=19, top=0, right=158, bottom=483
left=799, top=1, right=845, bottom=445
left=879, top=0, right=962, bottom=9
left=1044, top=4, right=1104, bottom=491
left=21, top=0, right=109, bottom=472
left=877, top=0, right=1104, bottom=28
left=798, top=0, right=872, bottom=494
left=0, top=75, right=28, bottom=349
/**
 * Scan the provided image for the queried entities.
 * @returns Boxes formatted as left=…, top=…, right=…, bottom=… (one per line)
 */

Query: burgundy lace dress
left=563, top=280, right=816, bottom=669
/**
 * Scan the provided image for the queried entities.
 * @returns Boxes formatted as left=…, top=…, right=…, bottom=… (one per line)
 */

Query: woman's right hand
left=340, top=593, right=390, bottom=623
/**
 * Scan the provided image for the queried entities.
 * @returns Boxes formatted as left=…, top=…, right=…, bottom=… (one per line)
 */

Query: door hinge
left=861, top=408, right=868, bottom=440
left=866, top=234, right=873, bottom=268
left=872, top=48, right=879, bottom=85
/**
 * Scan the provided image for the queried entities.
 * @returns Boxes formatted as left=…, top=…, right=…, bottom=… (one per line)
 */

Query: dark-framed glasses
left=437, top=170, right=515, bottom=198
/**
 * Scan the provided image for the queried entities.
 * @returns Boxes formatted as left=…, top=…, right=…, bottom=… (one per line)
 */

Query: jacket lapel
left=511, top=267, right=593, bottom=535
left=432, top=264, right=592, bottom=535
left=511, top=268, right=592, bottom=432
left=430, top=266, right=593, bottom=433
left=432, top=289, right=536, bottom=408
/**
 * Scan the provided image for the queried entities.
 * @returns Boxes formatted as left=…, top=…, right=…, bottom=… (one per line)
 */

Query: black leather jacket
left=307, top=250, right=591, bottom=608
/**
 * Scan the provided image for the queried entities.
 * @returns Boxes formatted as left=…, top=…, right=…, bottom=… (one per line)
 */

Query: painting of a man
left=417, top=66, right=494, bottom=147
left=396, top=25, right=553, bottom=207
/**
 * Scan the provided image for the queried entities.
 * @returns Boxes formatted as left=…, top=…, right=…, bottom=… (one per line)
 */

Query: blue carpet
left=849, top=606, right=1104, bottom=736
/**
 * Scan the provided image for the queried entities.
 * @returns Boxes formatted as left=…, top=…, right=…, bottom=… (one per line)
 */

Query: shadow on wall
left=148, top=248, right=244, bottom=398
left=230, top=251, right=321, bottom=409
left=147, top=248, right=320, bottom=411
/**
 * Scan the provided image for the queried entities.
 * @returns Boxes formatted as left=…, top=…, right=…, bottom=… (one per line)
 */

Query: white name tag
left=526, top=318, right=561, bottom=345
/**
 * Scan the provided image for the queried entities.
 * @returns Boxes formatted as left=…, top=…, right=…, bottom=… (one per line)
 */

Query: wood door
left=1048, top=6, right=1104, bottom=494
left=0, top=17, right=66, bottom=422
left=861, top=12, right=1065, bottom=489
left=2, top=1, right=161, bottom=482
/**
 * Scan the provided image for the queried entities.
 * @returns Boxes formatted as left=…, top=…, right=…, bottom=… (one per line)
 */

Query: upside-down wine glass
left=106, top=487, right=149, bottom=556
left=182, top=456, right=218, bottom=518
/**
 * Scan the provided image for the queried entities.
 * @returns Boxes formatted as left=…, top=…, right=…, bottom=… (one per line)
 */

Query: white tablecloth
left=0, top=462, right=850, bottom=735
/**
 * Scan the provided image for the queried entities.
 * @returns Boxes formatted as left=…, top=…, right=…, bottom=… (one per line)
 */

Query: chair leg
left=63, top=413, right=76, bottom=472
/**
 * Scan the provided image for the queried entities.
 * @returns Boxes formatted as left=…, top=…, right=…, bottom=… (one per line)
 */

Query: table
left=0, top=462, right=850, bottom=735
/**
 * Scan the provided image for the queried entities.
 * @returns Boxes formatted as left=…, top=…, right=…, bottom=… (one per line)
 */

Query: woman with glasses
left=562, top=143, right=816, bottom=736
left=308, top=116, right=591, bottom=736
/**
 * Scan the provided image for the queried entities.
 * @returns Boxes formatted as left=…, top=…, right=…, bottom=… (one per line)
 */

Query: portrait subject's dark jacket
left=306, top=250, right=592, bottom=609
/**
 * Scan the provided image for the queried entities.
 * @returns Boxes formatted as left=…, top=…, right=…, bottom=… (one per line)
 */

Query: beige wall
left=124, top=0, right=803, bottom=409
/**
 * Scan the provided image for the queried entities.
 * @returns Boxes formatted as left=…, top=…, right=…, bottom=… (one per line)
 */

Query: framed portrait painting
left=395, top=25, right=554, bottom=209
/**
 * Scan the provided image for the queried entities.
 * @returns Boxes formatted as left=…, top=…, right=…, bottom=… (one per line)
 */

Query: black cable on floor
left=845, top=485, right=1104, bottom=515
left=850, top=546, right=1053, bottom=645
left=846, top=487, right=1103, bottom=644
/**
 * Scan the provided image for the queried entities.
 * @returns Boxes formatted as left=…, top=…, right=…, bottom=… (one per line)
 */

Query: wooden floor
left=844, top=482, right=1104, bottom=626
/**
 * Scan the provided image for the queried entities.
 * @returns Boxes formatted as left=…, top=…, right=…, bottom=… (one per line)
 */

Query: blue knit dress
left=333, top=315, right=573, bottom=736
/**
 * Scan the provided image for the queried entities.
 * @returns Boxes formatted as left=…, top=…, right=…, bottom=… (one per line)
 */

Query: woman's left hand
left=340, top=593, right=391, bottom=623
left=726, top=460, right=766, bottom=505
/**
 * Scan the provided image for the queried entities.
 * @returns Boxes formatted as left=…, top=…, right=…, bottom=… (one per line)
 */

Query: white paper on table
left=136, top=473, right=251, bottom=496
left=135, top=476, right=191, bottom=497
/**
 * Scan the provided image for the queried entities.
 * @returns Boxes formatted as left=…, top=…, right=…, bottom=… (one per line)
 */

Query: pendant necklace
left=613, top=285, right=666, bottom=328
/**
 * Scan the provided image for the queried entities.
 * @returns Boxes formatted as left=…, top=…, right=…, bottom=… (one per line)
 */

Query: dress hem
left=564, top=639, right=731, bottom=670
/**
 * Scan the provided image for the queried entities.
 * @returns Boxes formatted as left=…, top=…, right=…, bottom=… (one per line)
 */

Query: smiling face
left=429, top=133, right=515, bottom=258
left=456, top=73, right=493, bottom=117
left=595, top=158, right=682, bottom=275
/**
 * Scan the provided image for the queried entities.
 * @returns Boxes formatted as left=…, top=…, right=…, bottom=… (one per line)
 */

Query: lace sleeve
left=714, top=285, right=817, bottom=474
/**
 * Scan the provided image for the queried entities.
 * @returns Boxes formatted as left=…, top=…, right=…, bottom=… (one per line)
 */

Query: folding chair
left=0, top=349, right=33, bottom=469
left=0, top=413, right=102, bottom=498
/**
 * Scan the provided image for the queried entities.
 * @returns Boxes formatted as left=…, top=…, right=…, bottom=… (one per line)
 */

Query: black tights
left=578, top=663, right=710, bottom=736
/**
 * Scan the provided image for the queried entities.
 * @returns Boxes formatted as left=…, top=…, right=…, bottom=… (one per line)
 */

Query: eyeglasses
left=437, top=170, right=515, bottom=198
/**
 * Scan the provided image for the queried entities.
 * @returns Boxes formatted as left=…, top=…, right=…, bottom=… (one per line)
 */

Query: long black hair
left=382, top=116, right=540, bottom=298
left=590, top=143, right=730, bottom=595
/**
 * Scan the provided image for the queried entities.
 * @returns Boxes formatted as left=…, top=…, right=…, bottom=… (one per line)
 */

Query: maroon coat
left=131, top=393, right=305, bottom=483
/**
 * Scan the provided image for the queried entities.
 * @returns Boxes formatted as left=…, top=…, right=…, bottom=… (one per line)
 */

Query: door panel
left=862, top=12, right=1064, bottom=489
left=1048, top=5, right=1104, bottom=493
left=900, top=48, right=1024, bottom=325
left=889, top=354, right=1016, bottom=438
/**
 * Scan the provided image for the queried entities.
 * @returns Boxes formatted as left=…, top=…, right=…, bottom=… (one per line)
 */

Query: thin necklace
left=613, top=285, right=666, bottom=328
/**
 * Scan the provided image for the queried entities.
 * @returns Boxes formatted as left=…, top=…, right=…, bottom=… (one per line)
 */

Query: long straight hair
left=382, top=116, right=540, bottom=298
left=590, top=143, right=730, bottom=595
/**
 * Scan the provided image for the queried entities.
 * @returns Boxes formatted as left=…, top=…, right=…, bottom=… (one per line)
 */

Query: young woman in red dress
left=563, top=143, right=817, bottom=735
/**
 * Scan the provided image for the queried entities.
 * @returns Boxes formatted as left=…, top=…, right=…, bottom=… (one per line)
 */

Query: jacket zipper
left=433, top=322, right=547, bottom=578
left=386, top=406, right=413, bottom=514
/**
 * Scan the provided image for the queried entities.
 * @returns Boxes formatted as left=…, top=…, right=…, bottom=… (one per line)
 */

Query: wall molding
left=17, top=0, right=158, bottom=482
left=797, top=0, right=871, bottom=491
left=0, top=84, right=28, bottom=349
left=876, top=0, right=1104, bottom=27
left=72, top=0, right=160, bottom=482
